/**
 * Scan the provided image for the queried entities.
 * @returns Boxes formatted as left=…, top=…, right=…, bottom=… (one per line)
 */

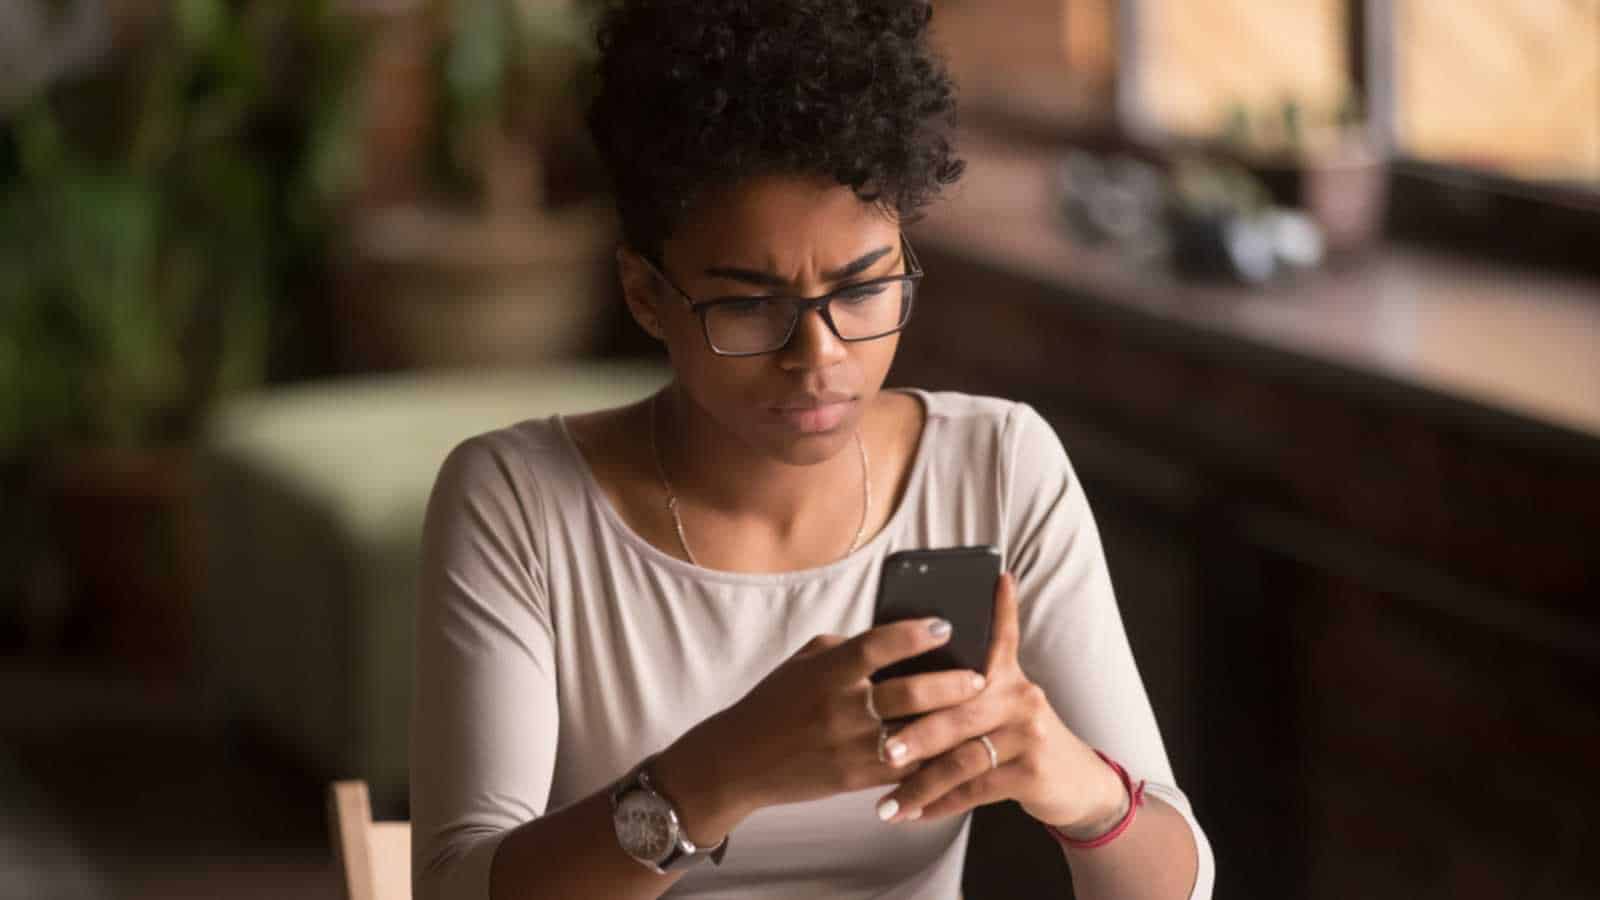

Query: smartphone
left=870, top=546, right=1001, bottom=689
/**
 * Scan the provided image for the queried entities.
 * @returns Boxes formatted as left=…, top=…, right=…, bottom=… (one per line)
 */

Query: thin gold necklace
left=649, top=392, right=871, bottom=567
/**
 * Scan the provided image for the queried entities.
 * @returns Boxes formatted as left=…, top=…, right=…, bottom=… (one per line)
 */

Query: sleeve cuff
left=1141, top=781, right=1216, bottom=900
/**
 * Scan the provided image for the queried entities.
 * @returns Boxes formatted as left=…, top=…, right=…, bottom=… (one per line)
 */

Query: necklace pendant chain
left=650, top=392, right=871, bottom=568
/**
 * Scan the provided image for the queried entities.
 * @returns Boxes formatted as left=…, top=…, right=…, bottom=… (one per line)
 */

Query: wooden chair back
left=328, top=780, right=411, bottom=900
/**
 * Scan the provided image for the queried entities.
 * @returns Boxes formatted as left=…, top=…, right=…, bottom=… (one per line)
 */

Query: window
left=1129, top=0, right=1351, bottom=151
left=1120, top=0, right=1600, bottom=187
left=930, top=0, right=1600, bottom=274
left=1393, top=0, right=1599, bottom=186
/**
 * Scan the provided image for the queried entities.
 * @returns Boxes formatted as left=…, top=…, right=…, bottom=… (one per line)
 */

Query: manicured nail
left=971, top=673, right=986, bottom=691
left=928, top=619, right=951, bottom=637
left=886, top=739, right=908, bottom=764
left=904, top=807, right=923, bottom=822
left=876, top=797, right=899, bottom=821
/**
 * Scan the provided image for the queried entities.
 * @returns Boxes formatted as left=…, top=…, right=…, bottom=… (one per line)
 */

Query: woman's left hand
left=872, top=572, right=1127, bottom=833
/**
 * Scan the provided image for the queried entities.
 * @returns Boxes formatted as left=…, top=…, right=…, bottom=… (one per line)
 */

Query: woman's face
left=631, top=174, right=906, bottom=467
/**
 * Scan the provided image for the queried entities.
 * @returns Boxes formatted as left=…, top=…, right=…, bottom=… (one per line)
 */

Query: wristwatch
left=610, top=756, right=729, bottom=874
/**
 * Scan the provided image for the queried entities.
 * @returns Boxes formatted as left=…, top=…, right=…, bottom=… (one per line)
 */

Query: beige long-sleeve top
left=411, top=388, right=1215, bottom=900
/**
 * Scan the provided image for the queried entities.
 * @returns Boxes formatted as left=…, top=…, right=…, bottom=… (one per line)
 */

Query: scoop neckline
left=552, top=387, right=935, bottom=587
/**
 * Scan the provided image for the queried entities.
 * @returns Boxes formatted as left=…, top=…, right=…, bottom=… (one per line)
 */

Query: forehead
left=664, top=175, right=899, bottom=269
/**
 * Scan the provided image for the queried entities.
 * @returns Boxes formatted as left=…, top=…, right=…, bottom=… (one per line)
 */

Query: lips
left=775, top=392, right=855, bottom=410
left=770, top=393, right=856, bottom=434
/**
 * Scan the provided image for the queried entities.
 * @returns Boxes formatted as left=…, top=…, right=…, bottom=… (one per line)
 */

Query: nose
left=778, top=305, right=848, bottom=368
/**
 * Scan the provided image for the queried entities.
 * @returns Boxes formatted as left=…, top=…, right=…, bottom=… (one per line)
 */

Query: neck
left=654, top=384, right=865, bottom=537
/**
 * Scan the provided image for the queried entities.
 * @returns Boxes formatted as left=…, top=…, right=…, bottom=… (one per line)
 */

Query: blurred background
left=1, top=1, right=1595, bottom=898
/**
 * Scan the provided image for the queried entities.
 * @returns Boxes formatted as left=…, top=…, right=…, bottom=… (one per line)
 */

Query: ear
left=617, top=246, right=667, bottom=342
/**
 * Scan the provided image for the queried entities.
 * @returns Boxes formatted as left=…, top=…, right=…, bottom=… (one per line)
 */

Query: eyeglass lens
left=704, top=278, right=916, bottom=353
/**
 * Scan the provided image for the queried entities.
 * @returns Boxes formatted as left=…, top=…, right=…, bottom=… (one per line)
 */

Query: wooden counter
left=915, top=130, right=1600, bottom=447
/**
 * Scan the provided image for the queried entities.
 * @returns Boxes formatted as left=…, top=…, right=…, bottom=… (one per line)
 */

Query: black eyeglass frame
left=637, top=235, right=924, bottom=357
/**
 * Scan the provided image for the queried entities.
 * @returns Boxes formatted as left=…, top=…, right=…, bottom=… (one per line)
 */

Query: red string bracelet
left=1044, top=750, right=1146, bottom=850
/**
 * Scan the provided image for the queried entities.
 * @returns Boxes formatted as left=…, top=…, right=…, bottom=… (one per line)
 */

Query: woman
left=411, top=1, right=1213, bottom=898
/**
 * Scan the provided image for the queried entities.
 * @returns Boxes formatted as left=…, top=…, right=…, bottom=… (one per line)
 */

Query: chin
left=773, top=419, right=862, bottom=465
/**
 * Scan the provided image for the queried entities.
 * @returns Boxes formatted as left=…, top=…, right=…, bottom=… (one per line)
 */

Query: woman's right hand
left=654, top=617, right=989, bottom=842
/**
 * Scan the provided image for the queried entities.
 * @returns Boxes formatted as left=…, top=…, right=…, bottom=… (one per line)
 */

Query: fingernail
left=876, top=797, right=899, bottom=821
left=971, top=673, right=986, bottom=691
left=886, top=739, right=908, bottom=764
left=905, top=807, right=923, bottom=822
left=928, top=619, right=951, bottom=637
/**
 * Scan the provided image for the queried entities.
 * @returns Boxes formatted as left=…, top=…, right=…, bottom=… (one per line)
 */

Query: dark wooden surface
left=909, top=131, right=1600, bottom=900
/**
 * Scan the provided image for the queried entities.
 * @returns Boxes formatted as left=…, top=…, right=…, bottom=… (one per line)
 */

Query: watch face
left=615, top=790, right=677, bottom=863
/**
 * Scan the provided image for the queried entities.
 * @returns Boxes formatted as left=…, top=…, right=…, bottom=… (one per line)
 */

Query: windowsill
left=913, top=128, right=1600, bottom=449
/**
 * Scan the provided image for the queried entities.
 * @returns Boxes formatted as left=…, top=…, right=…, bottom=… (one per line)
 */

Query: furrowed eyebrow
left=821, top=246, right=894, bottom=281
left=700, top=266, right=790, bottom=289
left=702, top=245, right=895, bottom=289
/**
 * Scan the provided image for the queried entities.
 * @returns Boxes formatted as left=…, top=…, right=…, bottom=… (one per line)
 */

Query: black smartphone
left=869, top=546, right=1001, bottom=688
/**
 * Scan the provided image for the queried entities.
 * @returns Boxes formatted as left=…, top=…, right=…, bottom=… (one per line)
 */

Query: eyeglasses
left=638, top=235, right=923, bottom=357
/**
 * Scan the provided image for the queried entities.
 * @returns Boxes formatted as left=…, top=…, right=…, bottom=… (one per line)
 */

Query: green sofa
left=197, top=362, right=671, bottom=807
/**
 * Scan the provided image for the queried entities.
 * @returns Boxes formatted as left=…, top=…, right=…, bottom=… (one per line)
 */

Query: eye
left=716, top=297, right=776, bottom=316
left=835, top=283, right=889, bottom=304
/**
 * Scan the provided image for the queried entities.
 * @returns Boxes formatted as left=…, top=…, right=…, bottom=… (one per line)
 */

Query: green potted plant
left=0, top=0, right=365, bottom=672
left=341, top=0, right=620, bottom=370
left=1220, top=93, right=1390, bottom=257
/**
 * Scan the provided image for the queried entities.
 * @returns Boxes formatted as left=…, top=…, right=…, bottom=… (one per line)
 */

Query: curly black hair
left=586, top=0, right=964, bottom=260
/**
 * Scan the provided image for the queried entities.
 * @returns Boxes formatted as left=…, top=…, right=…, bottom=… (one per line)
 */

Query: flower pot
left=1300, top=141, right=1389, bottom=257
left=340, top=203, right=618, bottom=371
left=1253, top=135, right=1390, bottom=259
left=48, top=445, right=198, bottom=680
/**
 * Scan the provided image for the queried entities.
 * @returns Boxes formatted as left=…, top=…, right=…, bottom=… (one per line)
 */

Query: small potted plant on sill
left=1221, top=93, right=1390, bottom=258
